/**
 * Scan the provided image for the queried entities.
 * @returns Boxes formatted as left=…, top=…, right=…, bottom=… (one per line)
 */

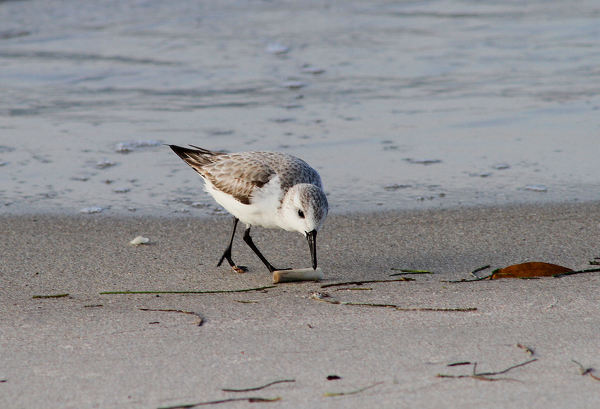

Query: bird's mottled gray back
left=170, top=146, right=323, bottom=205
left=233, top=152, right=322, bottom=190
left=203, top=151, right=322, bottom=200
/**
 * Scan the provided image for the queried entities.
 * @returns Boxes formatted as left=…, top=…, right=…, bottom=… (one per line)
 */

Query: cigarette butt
left=272, top=267, right=323, bottom=283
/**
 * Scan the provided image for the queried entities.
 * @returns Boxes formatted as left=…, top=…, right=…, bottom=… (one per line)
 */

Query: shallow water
left=1, top=0, right=599, bottom=216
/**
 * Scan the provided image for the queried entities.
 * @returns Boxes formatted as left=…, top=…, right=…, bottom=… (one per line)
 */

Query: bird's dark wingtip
left=168, top=144, right=190, bottom=160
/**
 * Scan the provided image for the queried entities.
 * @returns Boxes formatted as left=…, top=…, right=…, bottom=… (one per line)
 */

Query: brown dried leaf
left=490, top=262, right=572, bottom=279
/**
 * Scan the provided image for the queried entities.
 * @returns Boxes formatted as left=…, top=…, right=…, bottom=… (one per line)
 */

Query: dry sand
left=2, top=202, right=600, bottom=409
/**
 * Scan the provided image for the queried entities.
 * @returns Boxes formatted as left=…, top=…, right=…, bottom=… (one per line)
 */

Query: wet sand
left=2, top=202, right=600, bottom=408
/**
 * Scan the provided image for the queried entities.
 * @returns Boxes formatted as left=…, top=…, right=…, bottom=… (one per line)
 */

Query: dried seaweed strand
left=437, top=358, right=537, bottom=381
left=158, top=396, right=281, bottom=409
left=222, top=379, right=295, bottom=392
left=394, top=306, right=476, bottom=312
left=471, top=265, right=491, bottom=276
left=311, top=295, right=476, bottom=312
left=32, top=293, right=69, bottom=299
left=445, top=275, right=491, bottom=283
left=320, top=278, right=413, bottom=288
left=389, top=268, right=433, bottom=276
left=554, top=268, right=600, bottom=278
left=324, top=382, right=383, bottom=397
left=442, top=265, right=494, bottom=282
left=333, top=287, right=373, bottom=291
left=447, top=361, right=472, bottom=367
left=139, top=308, right=204, bottom=326
left=100, top=286, right=276, bottom=295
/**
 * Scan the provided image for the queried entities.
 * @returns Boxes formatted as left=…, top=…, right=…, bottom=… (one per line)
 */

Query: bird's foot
left=232, top=265, right=248, bottom=274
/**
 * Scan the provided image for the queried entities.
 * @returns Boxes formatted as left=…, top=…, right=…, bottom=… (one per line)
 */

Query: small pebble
left=384, top=184, right=411, bottom=191
left=301, top=66, right=325, bottom=75
left=468, top=172, right=492, bottom=178
left=404, top=158, right=442, bottom=165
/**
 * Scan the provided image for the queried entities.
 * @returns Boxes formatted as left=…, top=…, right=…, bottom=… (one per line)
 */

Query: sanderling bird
left=169, top=145, right=328, bottom=273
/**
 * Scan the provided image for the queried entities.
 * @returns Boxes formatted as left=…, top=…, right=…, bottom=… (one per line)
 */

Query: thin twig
left=572, top=360, right=600, bottom=380
left=572, top=360, right=592, bottom=375
left=324, top=382, right=383, bottom=397
left=516, top=344, right=535, bottom=356
left=158, top=396, right=281, bottom=409
left=32, top=293, right=69, bottom=299
left=554, top=268, right=600, bottom=278
left=222, top=379, right=295, bottom=392
left=100, top=286, right=276, bottom=295
left=139, top=308, right=204, bottom=326
left=437, top=358, right=537, bottom=381
left=320, top=278, right=413, bottom=288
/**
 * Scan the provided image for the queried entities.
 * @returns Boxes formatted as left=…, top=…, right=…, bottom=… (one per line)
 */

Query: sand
left=2, top=202, right=600, bottom=408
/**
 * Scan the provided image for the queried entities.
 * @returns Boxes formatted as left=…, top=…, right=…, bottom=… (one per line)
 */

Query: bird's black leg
left=217, top=217, right=247, bottom=273
left=242, top=227, right=288, bottom=273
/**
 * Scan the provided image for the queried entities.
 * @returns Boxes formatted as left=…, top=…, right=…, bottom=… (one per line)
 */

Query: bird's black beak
left=306, top=230, right=317, bottom=270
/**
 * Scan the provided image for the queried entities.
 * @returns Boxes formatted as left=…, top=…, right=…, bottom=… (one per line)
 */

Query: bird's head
left=280, top=183, right=328, bottom=269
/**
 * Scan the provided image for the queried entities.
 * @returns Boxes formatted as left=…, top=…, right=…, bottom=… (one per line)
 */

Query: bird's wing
left=202, top=155, right=276, bottom=205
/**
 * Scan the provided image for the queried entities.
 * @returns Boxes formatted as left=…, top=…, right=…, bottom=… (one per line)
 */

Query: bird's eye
left=297, top=209, right=305, bottom=218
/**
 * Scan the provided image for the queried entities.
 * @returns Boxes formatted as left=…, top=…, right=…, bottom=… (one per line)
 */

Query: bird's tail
left=168, top=145, right=225, bottom=169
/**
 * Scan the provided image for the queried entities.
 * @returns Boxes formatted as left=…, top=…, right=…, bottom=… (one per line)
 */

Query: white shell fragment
left=96, top=160, right=116, bottom=169
left=129, top=236, right=150, bottom=245
left=524, top=184, right=548, bottom=192
left=272, top=267, right=323, bottom=283
left=282, top=80, right=307, bottom=90
left=80, top=206, right=104, bottom=214
left=265, top=43, right=290, bottom=55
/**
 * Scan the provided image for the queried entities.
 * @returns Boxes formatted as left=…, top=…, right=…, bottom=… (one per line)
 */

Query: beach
left=2, top=0, right=600, bottom=215
left=2, top=203, right=600, bottom=408
left=2, top=0, right=600, bottom=407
